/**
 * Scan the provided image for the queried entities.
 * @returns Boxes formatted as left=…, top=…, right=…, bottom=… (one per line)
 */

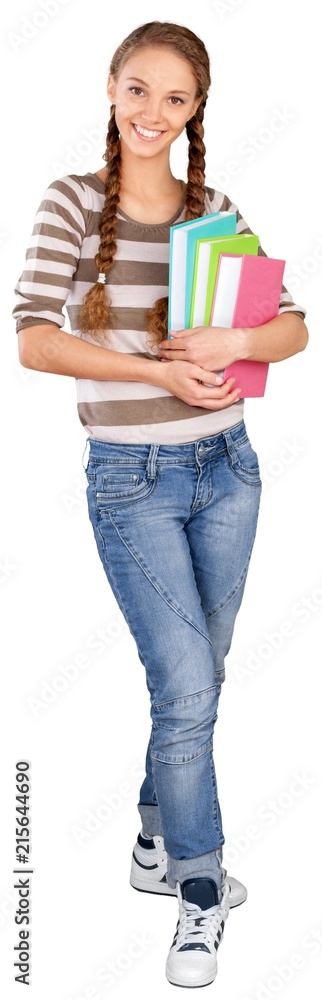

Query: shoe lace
left=177, top=889, right=229, bottom=949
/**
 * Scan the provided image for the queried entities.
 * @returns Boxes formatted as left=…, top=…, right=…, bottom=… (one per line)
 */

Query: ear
left=187, top=97, right=204, bottom=123
left=107, top=73, right=116, bottom=104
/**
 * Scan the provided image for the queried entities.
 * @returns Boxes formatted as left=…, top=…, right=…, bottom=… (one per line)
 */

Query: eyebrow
left=125, top=76, right=191, bottom=96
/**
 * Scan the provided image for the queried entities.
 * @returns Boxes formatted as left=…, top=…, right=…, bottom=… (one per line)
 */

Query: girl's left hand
left=157, top=325, right=247, bottom=371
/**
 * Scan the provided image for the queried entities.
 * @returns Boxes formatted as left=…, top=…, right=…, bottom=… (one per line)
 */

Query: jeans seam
left=108, top=513, right=212, bottom=644
left=152, top=684, right=216, bottom=712
left=151, top=741, right=213, bottom=765
left=205, top=547, right=254, bottom=621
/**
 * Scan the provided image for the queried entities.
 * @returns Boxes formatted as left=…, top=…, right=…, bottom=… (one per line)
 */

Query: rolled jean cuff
left=166, top=847, right=225, bottom=893
left=138, top=803, right=164, bottom=838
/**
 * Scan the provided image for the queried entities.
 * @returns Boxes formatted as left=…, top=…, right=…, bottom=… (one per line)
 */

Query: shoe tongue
left=181, top=878, right=220, bottom=909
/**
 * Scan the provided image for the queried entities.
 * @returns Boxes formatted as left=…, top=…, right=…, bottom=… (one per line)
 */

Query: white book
left=191, top=243, right=212, bottom=328
left=210, top=255, right=243, bottom=327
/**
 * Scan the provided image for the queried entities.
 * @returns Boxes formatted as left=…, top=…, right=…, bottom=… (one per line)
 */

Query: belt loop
left=146, top=444, right=159, bottom=479
left=82, top=437, right=90, bottom=472
left=222, top=429, right=237, bottom=465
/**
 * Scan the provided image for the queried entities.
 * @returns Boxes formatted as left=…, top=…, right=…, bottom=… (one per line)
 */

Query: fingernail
left=215, top=375, right=223, bottom=385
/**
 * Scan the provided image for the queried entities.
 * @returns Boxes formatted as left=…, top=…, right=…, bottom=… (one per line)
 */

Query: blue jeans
left=82, top=419, right=262, bottom=891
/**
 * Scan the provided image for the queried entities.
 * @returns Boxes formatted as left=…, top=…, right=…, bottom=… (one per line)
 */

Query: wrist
left=125, top=354, right=169, bottom=388
left=231, top=327, right=253, bottom=361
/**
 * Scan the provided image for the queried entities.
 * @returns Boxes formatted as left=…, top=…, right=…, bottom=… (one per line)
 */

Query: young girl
left=13, top=20, right=308, bottom=990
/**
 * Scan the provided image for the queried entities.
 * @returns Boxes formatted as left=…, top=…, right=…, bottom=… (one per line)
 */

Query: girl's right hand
left=158, top=359, right=241, bottom=410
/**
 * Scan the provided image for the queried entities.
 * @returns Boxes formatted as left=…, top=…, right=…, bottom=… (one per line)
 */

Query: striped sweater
left=12, top=172, right=307, bottom=444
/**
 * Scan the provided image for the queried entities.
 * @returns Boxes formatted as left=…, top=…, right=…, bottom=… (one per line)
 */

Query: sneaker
left=166, top=877, right=230, bottom=988
left=130, top=831, right=247, bottom=907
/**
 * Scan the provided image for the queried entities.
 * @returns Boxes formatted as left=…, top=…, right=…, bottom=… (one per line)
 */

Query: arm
left=236, top=312, right=308, bottom=363
left=157, top=313, right=308, bottom=370
left=18, top=323, right=242, bottom=410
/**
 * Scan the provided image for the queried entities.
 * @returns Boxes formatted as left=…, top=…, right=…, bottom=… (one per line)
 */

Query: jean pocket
left=225, top=432, right=262, bottom=487
left=95, top=466, right=158, bottom=512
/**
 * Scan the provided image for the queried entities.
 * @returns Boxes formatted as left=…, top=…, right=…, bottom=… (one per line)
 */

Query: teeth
left=134, top=123, right=162, bottom=138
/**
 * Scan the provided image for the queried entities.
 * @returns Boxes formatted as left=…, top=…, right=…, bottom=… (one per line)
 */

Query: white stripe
left=24, top=257, right=73, bottom=278
left=73, top=232, right=169, bottom=262
left=67, top=282, right=169, bottom=305
left=81, top=401, right=245, bottom=444
left=77, top=379, right=172, bottom=403
left=278, top=303, right=306, bottom=318
left=29, top=233, right=79, bottom=255
left=17, top=281, right=67, bottom=300
left=37, top=187, right=86, bottom=232
left=114, top=239, right=170, bottom=263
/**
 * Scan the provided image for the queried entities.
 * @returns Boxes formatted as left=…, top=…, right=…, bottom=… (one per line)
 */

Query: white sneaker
left=130, top=831, right=247, bottom=906
left=166, top=877, right=230, bottom=988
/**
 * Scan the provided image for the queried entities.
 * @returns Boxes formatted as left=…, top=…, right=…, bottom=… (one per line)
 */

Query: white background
left=1, top=1, right=321, bottom=998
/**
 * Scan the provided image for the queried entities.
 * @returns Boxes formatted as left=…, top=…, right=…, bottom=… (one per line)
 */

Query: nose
left=141, top=95, right=163, bottom=125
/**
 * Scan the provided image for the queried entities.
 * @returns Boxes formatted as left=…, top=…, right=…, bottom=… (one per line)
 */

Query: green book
left=189, top=233, right=259, bottom=328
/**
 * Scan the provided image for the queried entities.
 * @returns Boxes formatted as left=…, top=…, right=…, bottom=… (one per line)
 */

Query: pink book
left=208, top=253, right=286, bottom=397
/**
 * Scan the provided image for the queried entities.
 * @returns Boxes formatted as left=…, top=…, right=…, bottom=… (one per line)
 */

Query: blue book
left=168, top=211, right=237, bottom=337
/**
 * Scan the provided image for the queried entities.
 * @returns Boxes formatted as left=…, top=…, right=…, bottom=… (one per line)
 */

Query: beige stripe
left=78, top=396, right=228, bottom=427
left=32, top=224, right=81, bottom=248
left=116, top=216, right=181, bottom=243
left=81, top=404, right=245, bottom=444
left=67, top=304, right=153, bottom=331
left=14, top=316, right=59, bottom=331
left=13, top=295, right=64, bottom=314
left=38, top=186, right=86, bottom=236
left=15, top=308, right=64, bottom=328
left=26, top=246, right=77, bottom=266
left=19, top=271, right=72, bottom=289
left=74, top=258, right=169, bottom=286
left=49, top=177, right=88, bottom=213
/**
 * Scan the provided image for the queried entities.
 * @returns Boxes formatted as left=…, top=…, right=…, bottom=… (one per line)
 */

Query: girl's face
left=107, top=46, right=201, bottom=158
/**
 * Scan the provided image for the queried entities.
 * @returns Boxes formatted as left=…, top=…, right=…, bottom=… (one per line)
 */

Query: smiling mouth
left=132, top=123, right=165, bottom=139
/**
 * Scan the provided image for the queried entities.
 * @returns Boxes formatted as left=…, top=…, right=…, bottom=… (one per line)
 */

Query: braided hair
left=78, top=21, right=211, bottom=348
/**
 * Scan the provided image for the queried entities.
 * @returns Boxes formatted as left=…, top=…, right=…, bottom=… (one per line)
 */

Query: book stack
left=168, top=211, right=285, bottom=397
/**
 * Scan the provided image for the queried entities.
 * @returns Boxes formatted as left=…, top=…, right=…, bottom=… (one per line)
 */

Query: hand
left=158, top=359, right=241, bottom=410
left=157, top=325, right=247, bottom=371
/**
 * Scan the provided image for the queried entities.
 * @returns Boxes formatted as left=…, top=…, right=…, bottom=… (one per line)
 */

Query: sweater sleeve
left=206, top=187, right=307, bottom=322
left=12, top=174, right=89, bottom=333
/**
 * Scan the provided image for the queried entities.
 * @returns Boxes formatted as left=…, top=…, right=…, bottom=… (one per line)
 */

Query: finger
left=197, top=376, right=236, bottom=394
left=160, top=353, right=189, bottom=364
left=158, top=342, right=183, bottom=353
left=199, top=389, right=242, bottom=409
left=168, top=328, right=193, bottom=338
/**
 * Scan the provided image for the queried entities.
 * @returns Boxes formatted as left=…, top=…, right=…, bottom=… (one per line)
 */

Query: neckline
left=88, top=172, right=187, bottom=227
